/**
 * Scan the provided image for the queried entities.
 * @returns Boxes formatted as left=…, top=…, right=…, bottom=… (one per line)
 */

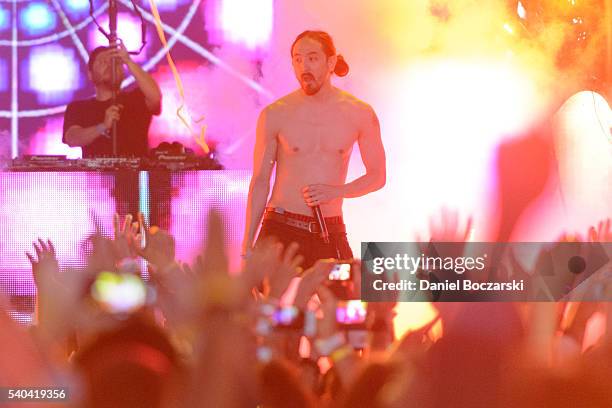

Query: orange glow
left=393, top=302, right=440, bottom=340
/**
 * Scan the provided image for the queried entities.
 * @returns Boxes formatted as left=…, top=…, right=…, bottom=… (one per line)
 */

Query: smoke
left=145, top=0, right=610, bottom=249
left=149, top=44, right=263, bottom=167
left=149, top=0, right=608, bottom=170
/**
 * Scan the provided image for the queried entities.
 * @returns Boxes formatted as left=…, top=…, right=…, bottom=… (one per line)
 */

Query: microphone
left=311, top=205, right=330, bottom=244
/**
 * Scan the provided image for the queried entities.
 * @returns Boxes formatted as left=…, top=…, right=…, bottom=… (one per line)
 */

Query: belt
left=263, top=208, right=346, bottom=234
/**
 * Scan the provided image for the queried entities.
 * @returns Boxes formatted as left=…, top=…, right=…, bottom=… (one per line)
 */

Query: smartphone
left=90, top=271, right=148, bottom=314
left=272, top=306, right=304, bottom=329
left=336, top=300, right=367, bottom=329
left=326, top=261, right=354, bottom=299
left=329, top=262, right=352, bottom=281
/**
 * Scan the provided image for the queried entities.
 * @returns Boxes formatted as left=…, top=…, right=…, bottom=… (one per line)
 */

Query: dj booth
left=0, top=156, right=251, bottom=324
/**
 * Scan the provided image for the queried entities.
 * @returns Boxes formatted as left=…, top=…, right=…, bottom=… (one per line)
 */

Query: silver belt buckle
left=308, top=221, right=318, bottom=233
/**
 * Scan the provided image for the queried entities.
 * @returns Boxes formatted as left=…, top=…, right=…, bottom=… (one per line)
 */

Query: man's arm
left=64, top=104, right=120, bottom=147
left=112, top=44, right=162, bottom=114
left=302, top=105, right=385, bottom=207
left=126, top=59, right=161, bottom=114
left=340, top=106, right=386, bottom=197
left=64, top=125, right=104, bottom=147
left=242, top=107, right=278, bottom=255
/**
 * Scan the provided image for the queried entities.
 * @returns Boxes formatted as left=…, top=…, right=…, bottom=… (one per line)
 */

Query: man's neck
left=94, top=86, right=115, bottom=101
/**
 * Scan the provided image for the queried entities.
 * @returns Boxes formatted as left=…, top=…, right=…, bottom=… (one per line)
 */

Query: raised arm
left=110, top=43, right=162, bottom=114
left=341, top=105, right=386, bottom=198
left=242, top=106, right=278, bottom=257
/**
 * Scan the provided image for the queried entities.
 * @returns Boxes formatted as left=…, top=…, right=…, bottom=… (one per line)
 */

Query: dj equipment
left=6, top=155, right=223, bottom=171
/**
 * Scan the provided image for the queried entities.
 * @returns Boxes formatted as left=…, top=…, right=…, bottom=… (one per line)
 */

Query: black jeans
left=256, top=219, right=354, bottom=270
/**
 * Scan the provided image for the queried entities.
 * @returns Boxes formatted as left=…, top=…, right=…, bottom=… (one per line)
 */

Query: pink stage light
left=205, top=0, right=273, bottom=50
left=27, top=45, right=81, bottom=104
left=64, top=0, right=90, bottom=14
left=0, top=58, right=7, bottom=93
left=148, top=61, right=261, bottom=164
left=146, top=0, right=189, bottom=12
left=28, top=117, right=83, bottom=158
left=0, top=173, right=116, bottom=278
left=169, top=170, right=249, bottom=274
left=148, top=64, right=199, bottom=150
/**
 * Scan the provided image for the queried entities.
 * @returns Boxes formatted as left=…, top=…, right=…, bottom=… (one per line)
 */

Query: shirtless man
left=242, top=30, right=386, bottom=269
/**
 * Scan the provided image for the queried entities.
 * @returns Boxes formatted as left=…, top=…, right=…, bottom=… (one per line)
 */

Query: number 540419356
left=3, top=387, right=68, bottom=401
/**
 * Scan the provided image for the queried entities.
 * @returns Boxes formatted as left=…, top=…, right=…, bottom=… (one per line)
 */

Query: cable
left=88, top=0, right=146, bottom=55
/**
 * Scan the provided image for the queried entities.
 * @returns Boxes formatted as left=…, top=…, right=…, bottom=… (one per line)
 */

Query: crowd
left=0, top=204, right=611, bottom=407
left=1, top=100, right=611, bottom=407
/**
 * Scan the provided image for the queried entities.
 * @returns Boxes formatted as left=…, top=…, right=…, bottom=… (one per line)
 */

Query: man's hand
left=241, top=238, right=282, bottom=298
left=588, top=219, right=612, bottom=242
left=25, top=239, right=76, bottom=342
left=113, top=213, right=139, bottom=259
left=316, top=285, right=339, bottom=339
left=302, top=184, right=342, bottom=207
left=136, top=213, right=176, bottom=270
left=107, top=42, right=132, bottom=65
left=267, top=241, right=304, bottom=300
left=294, top=259, right=335, bottom=308
left=108, top=42, right=161, bottom=114
left=426, top=208, right=473, bottom=243
left=26, top=239, right=59, bottom=287
left=240, top=241, right=253, bottom=270
left=103, top=104, right=123, bottom=130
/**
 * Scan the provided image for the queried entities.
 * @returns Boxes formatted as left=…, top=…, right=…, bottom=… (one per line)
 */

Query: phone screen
left=272, top=306, right=304, bottom=329
left=329, top=263, right=351, bottom=281
left=91, top=271, right=147, bottom=314
left=336, top=300, right=367, bottom=326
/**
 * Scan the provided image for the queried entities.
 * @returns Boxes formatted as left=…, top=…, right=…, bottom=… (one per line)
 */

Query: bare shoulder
left=258, top=93, right=302, bottom=137
left=269, top=91, right=302, bottom=111
left=335, top=89, right=376, bottom=116
left=335, top=89, right=378, bottom=129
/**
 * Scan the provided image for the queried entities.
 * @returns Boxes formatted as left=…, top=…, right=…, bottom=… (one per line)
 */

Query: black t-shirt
left=63, top=88, right=160, bottom=157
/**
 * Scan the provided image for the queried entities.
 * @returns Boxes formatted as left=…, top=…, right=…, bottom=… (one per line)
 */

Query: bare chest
left=277, top=106, right=358, bottom=156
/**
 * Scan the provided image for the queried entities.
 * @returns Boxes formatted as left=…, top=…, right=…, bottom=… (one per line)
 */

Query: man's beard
left=300, top=75, right=321, bottom=95
left=93, top=66, right=124, bottom=90
left=95, top=77, right=122, bottom=90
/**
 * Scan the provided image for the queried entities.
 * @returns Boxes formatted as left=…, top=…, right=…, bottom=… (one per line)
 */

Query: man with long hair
left=242, top=30, right=386, bottom=269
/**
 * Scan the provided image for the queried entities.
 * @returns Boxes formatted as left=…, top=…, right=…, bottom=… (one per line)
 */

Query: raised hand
left=267, top=242, right=304, bottom=300
left=26, top=239, right=77, bottom=340
left=113, top=213, right=139, bottom=259
left=26, top=239, right=59, bottom=287
left=241, top=238, right=282, bottom=297
left=136, top=213, right=176, bottom=270
left=107, top=41, right=132, bottom=64
left=417, top=208, right=473, bottom=266
left=588, top=219, right=612, bottom=242
left=294, top=259, right=335, bottom=308
left=316, top=285, right=339, bottom=340
left=426, top=207, right=473, bottom=243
